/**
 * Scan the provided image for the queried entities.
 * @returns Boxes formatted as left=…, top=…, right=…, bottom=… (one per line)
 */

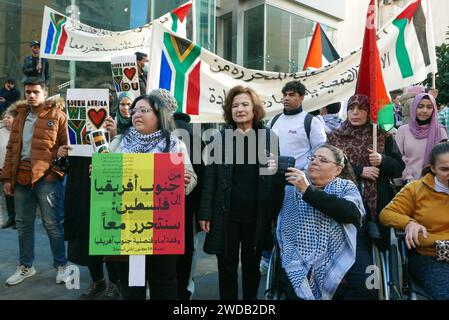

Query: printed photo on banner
left=66, top=88, right=109, bottom=157
left=111, top=55, right=140, bottom=100
left=90, top=153, right=185, bottom=255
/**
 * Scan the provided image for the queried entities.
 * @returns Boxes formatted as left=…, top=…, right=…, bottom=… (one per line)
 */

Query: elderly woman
left=198, top=85, right=284, bottom=300
left=328, top=94, right=404, bottom=248
left=395, top=93, right=447, bottom=184
left=380, top=141, right=449, bottom=300
left=109, top=93, right=197, bottom=300
left=277, top=144, right=370, bottom=300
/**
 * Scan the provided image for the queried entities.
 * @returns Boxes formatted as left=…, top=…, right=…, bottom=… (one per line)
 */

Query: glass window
left=243, top=5, right=264, bottom=70
left=266, top=5, right=290, bottom=72
left=220, top=12, right=233, bottom=62
left=195, top=0, right=216, bottom=52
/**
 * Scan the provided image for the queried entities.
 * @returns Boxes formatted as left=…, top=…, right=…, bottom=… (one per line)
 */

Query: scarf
left=408, top=93, right=444, bottom=167
left=276, top=178, right=365, bottom=300
left=328, top=121, right=387, bottom=218
left=120, top=127, right=177, bottom=154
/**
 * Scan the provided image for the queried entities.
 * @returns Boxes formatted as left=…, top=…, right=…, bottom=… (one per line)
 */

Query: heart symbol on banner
left=87, top=108, right=107, bottom=129
left=123, top=67, right=136, bottom=81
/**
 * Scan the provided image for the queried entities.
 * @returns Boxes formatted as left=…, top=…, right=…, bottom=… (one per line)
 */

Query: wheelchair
left=264, top=224, right=390, bottom=300
left=385, top=229, right=433, bottom=300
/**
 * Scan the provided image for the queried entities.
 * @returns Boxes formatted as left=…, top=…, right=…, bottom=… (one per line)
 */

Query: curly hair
left=222, top=85, right=265, bottom=128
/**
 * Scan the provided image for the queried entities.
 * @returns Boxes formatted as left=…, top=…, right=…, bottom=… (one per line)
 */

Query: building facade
left=0, top=0, right=447, bottom=97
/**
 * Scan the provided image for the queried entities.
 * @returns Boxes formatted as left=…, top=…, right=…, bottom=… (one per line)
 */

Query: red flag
left=303, top=23, right=340, bottom=70
left=356, top=0, right=391, bottom=124
left=172, top=2, right=192, bottom=22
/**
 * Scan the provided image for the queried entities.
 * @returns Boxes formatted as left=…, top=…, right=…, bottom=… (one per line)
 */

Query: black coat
left=197, top=127, right=284, bottom=256
left=352, top=135, right=405, bottom=216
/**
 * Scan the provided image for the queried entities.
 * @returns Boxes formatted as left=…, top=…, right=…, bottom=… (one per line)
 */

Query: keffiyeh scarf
left=120, top=127, right=178, bottom=154
left=276, top=178, right=366, bottom=300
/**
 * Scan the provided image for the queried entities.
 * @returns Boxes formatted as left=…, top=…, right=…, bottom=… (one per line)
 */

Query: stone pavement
left=0, top=219, right=267, bottom=300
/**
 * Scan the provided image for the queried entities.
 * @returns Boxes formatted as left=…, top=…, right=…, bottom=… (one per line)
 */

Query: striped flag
left=90, top=153, right=184, bottom=255
left=157, top=32, right=202, bottom=115
left=392, top=0, right=432, bottom=79
left=356, top=0, right=393, bottom=130
left=303, top=23, right=340, bottom=70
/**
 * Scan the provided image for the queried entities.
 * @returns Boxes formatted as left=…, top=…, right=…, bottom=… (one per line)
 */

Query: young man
left=267, top=80, right=327, bottom=170
left=135, top=52, right=149, bottom=95
left=0, top=79, right=21, bottom=114
left=22, top=41, right=50, bottom=87
left=2, top=77, right=68, bottom=286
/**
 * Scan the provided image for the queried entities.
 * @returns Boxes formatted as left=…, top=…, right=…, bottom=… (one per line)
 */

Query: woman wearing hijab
left=328, top=94, right=405, bottom=248
left=395, top=93, right=447, bottom=184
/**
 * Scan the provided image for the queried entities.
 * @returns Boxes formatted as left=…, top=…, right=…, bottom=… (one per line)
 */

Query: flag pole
left=373, top=0, right=379, bottom=152
left=373, top=123, right=378, bottom=152
left=432, top=72, right=436, bottom=89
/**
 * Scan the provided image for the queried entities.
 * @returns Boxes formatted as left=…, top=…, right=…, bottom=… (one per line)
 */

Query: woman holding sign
left=108, top=92, right=197, bottom=300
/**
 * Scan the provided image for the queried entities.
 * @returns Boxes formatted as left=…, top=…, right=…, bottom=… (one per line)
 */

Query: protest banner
left=66, top=88, right=109, bottom=156
left=90, top=153, right=185, bottom=255
left=111, top=55, right=140, bottom=99
left=40, top=1, right=192, bottom=61
left=147, top=0, right=436, bottom=122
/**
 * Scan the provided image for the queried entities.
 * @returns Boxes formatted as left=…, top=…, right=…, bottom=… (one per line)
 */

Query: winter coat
left=1, top=99, right=67, bottom=188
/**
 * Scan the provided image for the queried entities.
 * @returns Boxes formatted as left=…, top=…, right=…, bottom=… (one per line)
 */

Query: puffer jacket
left=1, top=98, right=67, bottom=188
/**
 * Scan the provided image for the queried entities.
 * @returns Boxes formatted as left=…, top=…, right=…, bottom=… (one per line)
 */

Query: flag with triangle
left=303, top=23, right=340, bottom=70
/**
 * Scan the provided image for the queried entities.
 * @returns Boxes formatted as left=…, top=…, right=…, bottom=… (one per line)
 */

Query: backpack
left=269, top=112, right=313, bottom=147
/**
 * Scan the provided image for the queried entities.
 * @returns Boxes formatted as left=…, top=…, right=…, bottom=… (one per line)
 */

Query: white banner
left=66, top=89, right=109, bottom=157
left=40, top=1, right=192, bottom=61
left=147, top=0, right=436, bottom=123
left=111, top=55, right=140, bottom=100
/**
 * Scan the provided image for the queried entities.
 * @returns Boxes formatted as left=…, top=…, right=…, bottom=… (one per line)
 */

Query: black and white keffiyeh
left=276, top=178, right=365, bottom=300
left=120, top=127, right=177, bottom=154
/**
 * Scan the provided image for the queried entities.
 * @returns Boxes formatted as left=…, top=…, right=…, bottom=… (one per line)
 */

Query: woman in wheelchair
left=380, top=141, right=449, bottom=300
left=276, top=144, right=376, bottom=300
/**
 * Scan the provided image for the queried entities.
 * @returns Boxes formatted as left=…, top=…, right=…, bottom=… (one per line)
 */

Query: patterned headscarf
left=276, top=179, right=365, bottom=300
left=120, top=127, right=178, bottom=154
left=328, top=94, right=388, bottom=219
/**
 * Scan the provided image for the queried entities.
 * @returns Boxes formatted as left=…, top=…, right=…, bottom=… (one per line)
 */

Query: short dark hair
left=135, top=52, right=148, bottom=61
left=325, top=102, right=341, bottom=114
left=22, top=77, right=47, bottom=90
left=222, top=85, right=265, bottom=128
left=5, top=78, right=15, bottom=85
left=282, top=81, right=306, bottom=96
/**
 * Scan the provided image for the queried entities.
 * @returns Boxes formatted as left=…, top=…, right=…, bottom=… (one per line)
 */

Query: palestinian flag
left=90, top=153, right=185, bottom=255
left=356, top=0, right=394, bottom=131
left=303, top=23, right=340, bottom=70
left=393, top=0, right=432, bottom=79
left=170, top=1, right=192, bottom=35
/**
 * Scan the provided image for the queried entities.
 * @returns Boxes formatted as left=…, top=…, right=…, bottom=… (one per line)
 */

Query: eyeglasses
left=130, top=108, right=153, bottom=116
left=307, top=155, right=340, bottom=166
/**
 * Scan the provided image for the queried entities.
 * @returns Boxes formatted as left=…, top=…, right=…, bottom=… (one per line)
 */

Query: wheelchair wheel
left=388, top=244, right=403, bottom=300
left=372, top=244, right=388, bottom=300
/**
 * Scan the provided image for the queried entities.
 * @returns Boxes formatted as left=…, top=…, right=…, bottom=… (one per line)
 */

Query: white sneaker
left=56, top=266, right=70, bottom=284
left=6, top=266, right=36, bottom=286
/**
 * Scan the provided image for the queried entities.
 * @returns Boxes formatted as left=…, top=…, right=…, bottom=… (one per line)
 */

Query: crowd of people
left=0, top=41, right=448, bottom=300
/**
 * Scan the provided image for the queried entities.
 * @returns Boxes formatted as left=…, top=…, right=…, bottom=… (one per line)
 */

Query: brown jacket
left=1, top=98, right=67, bottom=188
